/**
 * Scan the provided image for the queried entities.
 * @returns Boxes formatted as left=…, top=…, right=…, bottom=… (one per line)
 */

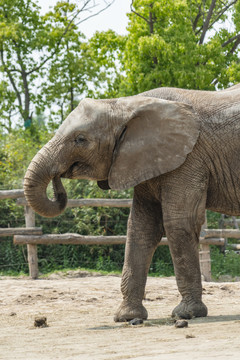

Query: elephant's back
left=141, top=85, right=240, bottom=129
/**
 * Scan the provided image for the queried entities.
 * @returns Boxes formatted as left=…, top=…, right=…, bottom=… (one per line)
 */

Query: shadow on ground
left=88, top=314, right=240, bottom=331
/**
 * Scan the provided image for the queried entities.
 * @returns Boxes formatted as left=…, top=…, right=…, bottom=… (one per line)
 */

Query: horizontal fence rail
left=1, top=189, right=240, bottom=280
left=203, top=229, right=240, bottom=238
left=16, top=198, right=133, bottom=208
left=0, top=227, right=42, bottom=237
left=14, top=234, right=226, bottom=246
left=0, top=189, right=24, bottom=200
left=0, top=189, right=24, bottom=199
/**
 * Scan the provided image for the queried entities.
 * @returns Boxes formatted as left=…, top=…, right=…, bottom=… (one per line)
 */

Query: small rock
left=9, top=312, right=16, bottom=317
left=34, top=316, right=48, bottom=328
left=129, top=318, right=143, bottom=326
left=186, top=334, right=195, bottom=339
left=175, top=320, right=188, bottom=328
left=86, top=297, right=98, bottom=302
left=220, top=285, right=231, bottom=292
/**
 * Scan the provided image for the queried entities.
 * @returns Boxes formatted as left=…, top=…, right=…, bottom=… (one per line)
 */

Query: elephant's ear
left=108, top=96, right=200, bottom=190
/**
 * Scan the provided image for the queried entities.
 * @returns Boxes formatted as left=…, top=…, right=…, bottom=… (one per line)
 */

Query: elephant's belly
left=206, top=174, right=240, bottom=216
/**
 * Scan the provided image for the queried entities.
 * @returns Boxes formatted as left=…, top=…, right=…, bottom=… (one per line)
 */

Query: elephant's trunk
left=24, top=144, right=67, bottom=218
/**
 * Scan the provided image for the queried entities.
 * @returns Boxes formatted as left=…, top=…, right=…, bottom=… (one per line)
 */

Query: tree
left=0, top=0, right=115, bottom=130
left=84, top=30, right=126, bottom=99
left=0, top=80, right=16, bottom=132
left=119, top=0, right=240, bottom=95
left=41, top=1, right=88, bottom=124
left=44, top=28, right=125, bottom=125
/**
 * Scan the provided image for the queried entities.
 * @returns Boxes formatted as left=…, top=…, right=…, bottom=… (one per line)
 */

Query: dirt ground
left=0, top=272, right=240, bottom=360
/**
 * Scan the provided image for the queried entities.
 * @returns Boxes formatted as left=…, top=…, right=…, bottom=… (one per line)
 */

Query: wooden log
left=14, top=234, right=226, bottom=246
left=0, top=227, right=42, bottom=237
left=0, top=189, right=24, bottom=199
left=17, top=197, right=133, bottom=208
left=14, top=234, right=127, bottom=245
left=220, top=219, right=240, bottom=224
left=198, top=237, right=225, bottom=246
left=25, top=205, right=38, bottom=279
left=67, top=199, right=132, bottom=208
left=204, top=229, right=240, bottom=238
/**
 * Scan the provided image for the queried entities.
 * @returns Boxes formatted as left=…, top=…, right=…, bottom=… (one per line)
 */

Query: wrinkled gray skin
left=24, top=83, right=240, bottom=321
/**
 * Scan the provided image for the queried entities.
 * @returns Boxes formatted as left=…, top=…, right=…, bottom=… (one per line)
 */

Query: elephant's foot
left=172, top=299, right=208, bottom=319
left=114, top=300, right=148, bottom=322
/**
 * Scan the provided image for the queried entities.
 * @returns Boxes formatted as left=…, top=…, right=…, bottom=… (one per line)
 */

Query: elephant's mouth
left=97, top=179, right=110, bottom=190
left=61, top=163, right=111, bottom=190
left=61, top=161, right=80, bottom=179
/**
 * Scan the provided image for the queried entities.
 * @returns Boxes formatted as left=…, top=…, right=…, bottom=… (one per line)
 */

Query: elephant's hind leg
left=114, top=185, right=163, bottom=322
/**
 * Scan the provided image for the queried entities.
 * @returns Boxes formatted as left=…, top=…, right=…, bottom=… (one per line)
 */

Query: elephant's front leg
left=114, top=186, right=163, bottom=322
left=167, top=228, right=208, bottom=319
left=162, top=181, right=208, bottom=319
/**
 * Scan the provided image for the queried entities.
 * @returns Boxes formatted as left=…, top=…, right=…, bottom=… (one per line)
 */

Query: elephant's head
left=24, top=96, right=200, bottom=217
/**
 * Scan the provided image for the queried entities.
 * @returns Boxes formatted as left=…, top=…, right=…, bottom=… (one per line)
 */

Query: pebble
left=175, top=319, right=188, bottom=328
left=129, top=318, right=144, bottom=326
left=34, top=316, right=48, bottom=328
left=9, top=312, right=17, bottom=317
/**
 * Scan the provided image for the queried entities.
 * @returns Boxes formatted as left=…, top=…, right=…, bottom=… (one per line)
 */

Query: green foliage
left=0, top=0, right=50, bottom=126
left=211, top=247, right=240, bottom=279
left=207, top=211, right=240, bottom=279
left=0, top=239, right=28, bottom=273
left=0, top=0, right=119, bottom=129
left=0, top=125, right=52, bottom=188
left=150, top=246, right=174, bottom=277
left=206, top=210, right=221, bottom=229
left=42, top=1, right=87, bottom=123
left=85, top=30, right=126, bottom=99
left=119, top=0, right=240, bottom=95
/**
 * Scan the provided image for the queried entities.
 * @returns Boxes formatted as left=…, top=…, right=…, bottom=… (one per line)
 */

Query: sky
left=39, top=0, right=131, bottom=38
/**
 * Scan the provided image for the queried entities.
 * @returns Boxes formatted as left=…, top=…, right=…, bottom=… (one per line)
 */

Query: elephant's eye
left=75, top=134, right=87, bottom=145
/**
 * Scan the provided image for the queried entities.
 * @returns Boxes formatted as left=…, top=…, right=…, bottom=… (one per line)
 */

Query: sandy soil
left=0, top=272, right=240, bottom=360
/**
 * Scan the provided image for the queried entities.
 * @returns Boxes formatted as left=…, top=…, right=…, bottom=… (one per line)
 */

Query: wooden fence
left=0, top=189, right=239, bottom=281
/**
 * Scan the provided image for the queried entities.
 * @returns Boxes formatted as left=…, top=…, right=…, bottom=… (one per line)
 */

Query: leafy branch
left=0, top=0, right=115, bottom=127
left=28, top=0, right=115, bottom=75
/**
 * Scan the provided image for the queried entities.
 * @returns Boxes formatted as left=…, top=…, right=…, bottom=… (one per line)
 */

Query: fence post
left=199, top=243, right=211, bottom=281
left=25, top=205, right=38, bottom=279
left=199, top=213, right=211, bottom=282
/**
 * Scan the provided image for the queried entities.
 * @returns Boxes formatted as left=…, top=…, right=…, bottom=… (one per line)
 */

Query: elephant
left=24, top=83, right=240, bottom=321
